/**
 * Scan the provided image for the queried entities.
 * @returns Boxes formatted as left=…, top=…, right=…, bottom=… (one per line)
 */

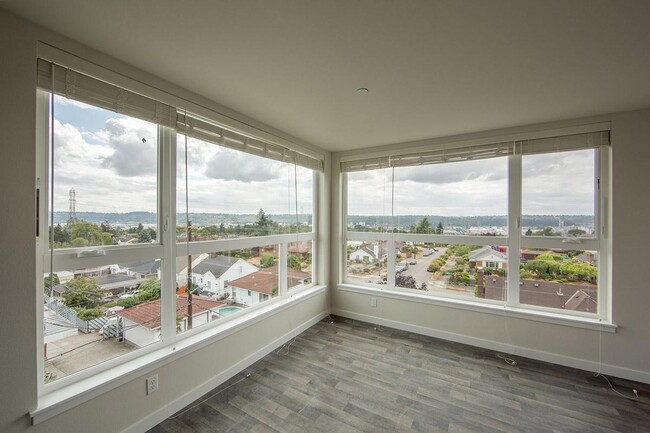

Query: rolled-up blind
left=341, top=131, right=610, bottom=173
left=37, top=59, right=176, bottom=128
left=176, top=112, right=324, bottom=171
left=516, top=131, right=610, bottom=156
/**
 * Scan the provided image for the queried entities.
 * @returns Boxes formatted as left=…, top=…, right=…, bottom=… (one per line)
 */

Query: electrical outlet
left=370, top=297, right=377, bottom=307
left=146, top=374, right=159, bottom=395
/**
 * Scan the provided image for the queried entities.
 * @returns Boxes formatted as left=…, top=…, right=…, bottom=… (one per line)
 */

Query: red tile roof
left=227, top=265, right=309, bottom=295
left=117, top=295, right=225, bottom=329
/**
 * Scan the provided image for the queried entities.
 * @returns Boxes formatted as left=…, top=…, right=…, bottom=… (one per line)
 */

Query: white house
left=469, top=246, right=508, bottom=270
left=177, top=254, right=258, bottom=298
left=116, top=295, right=225, bottom=347
left=227, top=265, right=310, bottom=307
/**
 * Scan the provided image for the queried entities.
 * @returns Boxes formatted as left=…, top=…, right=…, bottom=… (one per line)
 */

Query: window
left=36, top=59, right=322, bottom=389
left=342, top=132, right=609, bottom=319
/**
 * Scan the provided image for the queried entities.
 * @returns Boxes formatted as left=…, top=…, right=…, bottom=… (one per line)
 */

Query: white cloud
left=101, top=117, right=158, bottom=177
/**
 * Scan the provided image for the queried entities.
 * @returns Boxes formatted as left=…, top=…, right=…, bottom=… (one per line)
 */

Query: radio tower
left=68, top=188, right=77, bottom=222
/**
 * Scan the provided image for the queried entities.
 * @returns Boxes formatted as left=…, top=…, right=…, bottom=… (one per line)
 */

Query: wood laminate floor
left=149, top=316, right=650, bottom=433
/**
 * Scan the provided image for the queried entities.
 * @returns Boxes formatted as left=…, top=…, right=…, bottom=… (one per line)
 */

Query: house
left=2, top=3, right=650, bottom=433
left=349, top=246, right=378, bottom=263
left=177, top=254, right=258, bottom=298
left=116, top=295, right=225, bottom=347
left=468, top=246, right=508, bottom=270
left=227, top=265, right=310, bottom=306
left=119, top=260, right=161, bottom=279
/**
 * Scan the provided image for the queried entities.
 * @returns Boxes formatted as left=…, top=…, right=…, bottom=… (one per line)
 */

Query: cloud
left=101, top=117, right=158, bottom=177
left=394, top=158, right=507, bottom=184
left=203, top=148, right=284, bottom=182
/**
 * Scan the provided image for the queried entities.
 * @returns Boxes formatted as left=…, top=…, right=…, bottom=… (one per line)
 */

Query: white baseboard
left=123, top=311, right=328, bottom=433
left=331, top=308, right=650, bottom=385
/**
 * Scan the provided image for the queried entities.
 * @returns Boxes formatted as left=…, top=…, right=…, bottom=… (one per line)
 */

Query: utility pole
left=186, top=221, right=193, bottom=330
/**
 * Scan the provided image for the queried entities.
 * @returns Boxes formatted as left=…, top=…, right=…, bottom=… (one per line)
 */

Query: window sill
left=337, top=283, right=616, bottom=333
left=31, top=284, right=327, bottom=425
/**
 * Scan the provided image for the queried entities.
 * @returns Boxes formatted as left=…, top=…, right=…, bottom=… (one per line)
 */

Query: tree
left=525, top=228, right=533, bottom=236
left=138, top=229, right=152, bottom=243
left=260, top=253, right=276, bottom=268
left=533, top=227, right=561, bottom=237
left=44, top=273, right=60, bottom=292
left=137, top=279, right=161, bottom=302
left=436, top=222, right=444, bottom=234
left=70, top=220, right=103, bottom=245
left=567, top=228, right=586, bottom=237
left=288, top=255, right=302, bottom=270
left=62, top=277, right=103, bottom=309
left=415, top=217, right=432, bottom=234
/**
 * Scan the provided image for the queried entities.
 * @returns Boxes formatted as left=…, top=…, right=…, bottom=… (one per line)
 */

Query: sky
left=51, top=95, right=313, bottom=216
left=52, top=94, right=595, bottom=219
left=347, top=150, right=596, bottom=216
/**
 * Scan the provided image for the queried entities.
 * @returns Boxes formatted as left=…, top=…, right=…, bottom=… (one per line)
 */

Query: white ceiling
left=4, top=0, right=650, bottom=152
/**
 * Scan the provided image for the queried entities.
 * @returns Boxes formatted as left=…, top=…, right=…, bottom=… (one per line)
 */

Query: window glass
left=288, top=240, right=313, bottom=290
left=522, top=149, right=596, bottom=238
left=43, top=261, right=161, bottom=382
left=519, top=249, right=598, bottom=312
left=347, top=168, right=394, bottom=232
left=175, top=246, right=279, bottom=334
left=176, top=135, right=313, bottom=241
left=393, top=243, right=507, bottom=301
left=345, top=240, right=389, bottom=285
left=50, top=95, right=158, bottom=249
left=393, top=158, right=508, bottom=235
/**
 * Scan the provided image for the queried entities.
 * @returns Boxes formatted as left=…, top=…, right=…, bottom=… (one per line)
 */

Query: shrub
left=77, top=308, right=103, bottom=321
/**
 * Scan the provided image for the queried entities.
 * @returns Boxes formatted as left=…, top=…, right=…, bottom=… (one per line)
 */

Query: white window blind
left=176, top=112, right=324, bottom=171
left=516, top=131, right=610, bottom=156
left=37, top=59, right=176, bottom=128
left=341, top=131, right=610, bottom=173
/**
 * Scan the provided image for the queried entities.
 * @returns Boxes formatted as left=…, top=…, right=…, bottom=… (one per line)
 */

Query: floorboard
left=150, top=316, right=650, bottom=433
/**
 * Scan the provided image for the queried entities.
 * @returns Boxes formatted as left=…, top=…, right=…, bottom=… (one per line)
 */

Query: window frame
left=341, top=140, right=610, bottom=322
left=36, top=89, right=320, bottom=395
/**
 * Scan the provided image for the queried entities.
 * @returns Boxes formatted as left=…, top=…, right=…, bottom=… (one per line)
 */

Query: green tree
left=137, top=279, right=161, bottom=302
left=260, top=253, right=276, bottom=268
left=70, top=220, right=103, bottom=245
left=62, top=277, right=104, bottom=309
left=525, top=228, right=533, bottom=236
left=436, top=222, right=444, bottom=234
left=288, top=255, right=302, bottom=270
left=533, top=227, right=561, bottom=237
left=44, top=273, right=60, bottom=292
left=77, top=308, right=103, bottom=321
left=415, top=217, right=432, bottom=234
left=567, top=228, right=586, bottom=237
left=138, top=229, right=152, bottom=243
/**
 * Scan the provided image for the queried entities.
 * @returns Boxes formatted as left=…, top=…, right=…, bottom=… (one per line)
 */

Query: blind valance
left=341, top=131, right=609, bottom=173
left=37, top=59, right=176, bottom=128
left=176, top=113, right=324, bottom=171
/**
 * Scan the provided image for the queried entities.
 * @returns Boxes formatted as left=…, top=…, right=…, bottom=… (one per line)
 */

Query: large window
left=37, top=60, right=322, bottom=388
left=342, top=133, right=609, bottom=319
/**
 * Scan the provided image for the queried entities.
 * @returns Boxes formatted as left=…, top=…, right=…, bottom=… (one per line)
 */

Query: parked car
left=119, top=293, right=134, bottom=299
left=409, top=260, right=417, bottom=265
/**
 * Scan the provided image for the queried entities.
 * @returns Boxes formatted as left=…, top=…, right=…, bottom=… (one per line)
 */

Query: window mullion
left=507, top=154, right=522, bottom=306
left=160, top=126, right=176, bottom=342
left=279, top=242, right=288, bottom=296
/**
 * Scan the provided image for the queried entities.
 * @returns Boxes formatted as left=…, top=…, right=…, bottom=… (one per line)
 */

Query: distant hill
left=53, top=212, right=591, bottom=230
left=53, top=212, right=312, bottom=227
left=347, top=214, right=593, bottom=229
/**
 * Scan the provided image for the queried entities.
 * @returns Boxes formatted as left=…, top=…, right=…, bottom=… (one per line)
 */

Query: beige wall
left=330, top=107, right=650, bottom=381
left=0, top=8, right=328, bottom=433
